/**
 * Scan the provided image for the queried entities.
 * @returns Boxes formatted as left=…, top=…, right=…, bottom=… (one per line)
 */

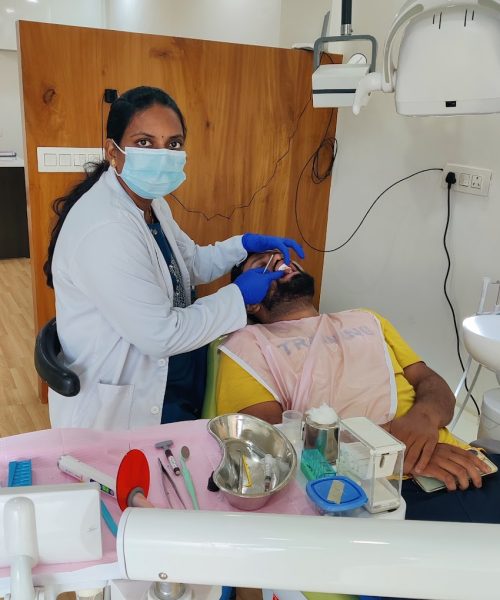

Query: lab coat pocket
left=94, top=383, right=135, bottom=430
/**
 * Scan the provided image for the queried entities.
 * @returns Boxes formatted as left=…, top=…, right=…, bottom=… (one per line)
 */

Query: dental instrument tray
left=207, top=414, right=297, bottom=510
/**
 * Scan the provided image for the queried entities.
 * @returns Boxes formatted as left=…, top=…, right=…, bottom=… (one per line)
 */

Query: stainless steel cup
left=303, top=415, right=339, bottom=464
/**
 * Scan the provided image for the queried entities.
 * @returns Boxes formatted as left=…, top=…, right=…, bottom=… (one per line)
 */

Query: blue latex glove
left=233, top=267, right=284, bottom=305
left=242, top=233, right=305, bottom=265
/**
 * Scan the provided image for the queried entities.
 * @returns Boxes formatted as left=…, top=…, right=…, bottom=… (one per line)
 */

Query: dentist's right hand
left=233, top=267, right=285, bottom=305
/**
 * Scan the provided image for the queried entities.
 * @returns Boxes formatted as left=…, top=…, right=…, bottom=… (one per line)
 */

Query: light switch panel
left=37, top=147, right=104, bottom=173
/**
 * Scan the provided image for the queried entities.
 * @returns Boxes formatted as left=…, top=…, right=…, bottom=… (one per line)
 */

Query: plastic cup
left=281, top=410, right=303, bottom=444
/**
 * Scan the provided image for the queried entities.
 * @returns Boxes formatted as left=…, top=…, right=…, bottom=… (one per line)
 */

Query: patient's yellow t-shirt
left=216, top=311, right=465, bottom=448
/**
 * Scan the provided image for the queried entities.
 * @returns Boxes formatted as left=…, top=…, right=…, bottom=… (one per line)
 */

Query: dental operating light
left=314, top=0, right=500, bottom=116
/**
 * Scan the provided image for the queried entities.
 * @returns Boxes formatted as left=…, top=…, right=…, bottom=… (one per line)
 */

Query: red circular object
left=116, top=449, right=150, bottom=511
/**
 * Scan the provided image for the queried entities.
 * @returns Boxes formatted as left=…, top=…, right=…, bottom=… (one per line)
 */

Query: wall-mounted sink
left=462, top=314, right=500, bottom=373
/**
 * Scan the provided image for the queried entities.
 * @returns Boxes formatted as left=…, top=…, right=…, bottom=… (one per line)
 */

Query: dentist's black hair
left=44, top=86, right=187, bottom=287
left=230, top=262, right=245, bottom=283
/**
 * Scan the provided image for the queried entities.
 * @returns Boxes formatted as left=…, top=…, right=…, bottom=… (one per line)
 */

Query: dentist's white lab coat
left=49, top=168, right=247, bottom=430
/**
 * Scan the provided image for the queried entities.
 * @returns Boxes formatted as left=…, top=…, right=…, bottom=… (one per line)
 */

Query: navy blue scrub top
left=149, top=219, right=207, bottom=423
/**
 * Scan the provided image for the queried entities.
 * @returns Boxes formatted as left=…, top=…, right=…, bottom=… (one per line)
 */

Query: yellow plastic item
left=201, top=337, right=224, bottom=419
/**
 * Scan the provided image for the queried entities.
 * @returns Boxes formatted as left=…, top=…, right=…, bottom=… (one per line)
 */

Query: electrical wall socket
left=442, top=163, right=492, bottom=197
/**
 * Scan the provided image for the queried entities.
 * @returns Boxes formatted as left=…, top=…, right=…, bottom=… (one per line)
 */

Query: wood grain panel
left=0, top=259, right=50, bottom=434
left=17, top=21, right=338, bottom=402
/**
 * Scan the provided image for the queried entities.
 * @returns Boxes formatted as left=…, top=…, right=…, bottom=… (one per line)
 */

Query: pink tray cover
left=0, top=420, right=314, bottom=577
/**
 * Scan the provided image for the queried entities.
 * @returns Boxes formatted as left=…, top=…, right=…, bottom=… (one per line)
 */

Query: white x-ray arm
left=117, top=508, right=500, bottom=600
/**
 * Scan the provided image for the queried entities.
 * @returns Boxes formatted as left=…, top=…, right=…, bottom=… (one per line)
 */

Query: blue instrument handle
left=100, top=500, right=118, bottom=537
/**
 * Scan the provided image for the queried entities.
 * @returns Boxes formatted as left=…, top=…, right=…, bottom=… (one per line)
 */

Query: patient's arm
left=216, top=353, right=284, bottom=423
left=410, top=443, right=491, bottom=491
left=239, top=401, right=283, bottom=425
left=388, top=361, right=455, bottom=475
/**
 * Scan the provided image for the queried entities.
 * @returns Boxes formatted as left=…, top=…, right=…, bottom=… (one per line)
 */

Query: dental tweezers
left=158, top=457, right=186, bottom=509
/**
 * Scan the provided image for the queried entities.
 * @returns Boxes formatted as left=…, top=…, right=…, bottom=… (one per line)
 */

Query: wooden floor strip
left=0, top=258, right=50, bottom=436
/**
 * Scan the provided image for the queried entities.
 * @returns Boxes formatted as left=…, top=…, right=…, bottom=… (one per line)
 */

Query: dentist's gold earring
left=111, top=159, right=116, bottom=168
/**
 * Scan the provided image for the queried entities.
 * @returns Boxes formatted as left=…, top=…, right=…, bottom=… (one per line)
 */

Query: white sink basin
left=462, top=314, right=500, bottom=372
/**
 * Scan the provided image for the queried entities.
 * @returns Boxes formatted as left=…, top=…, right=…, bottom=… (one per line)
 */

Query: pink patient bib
left=221, top=310, right=397, bottom=424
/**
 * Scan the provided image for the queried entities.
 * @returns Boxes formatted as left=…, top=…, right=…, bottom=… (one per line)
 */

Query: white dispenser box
left=336, top=417, right=405, bottom=514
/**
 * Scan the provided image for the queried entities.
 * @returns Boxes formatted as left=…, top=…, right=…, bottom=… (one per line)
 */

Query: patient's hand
left=387, top=408, right=440, bottom=474
left=410, top=443, right=492, bottom=491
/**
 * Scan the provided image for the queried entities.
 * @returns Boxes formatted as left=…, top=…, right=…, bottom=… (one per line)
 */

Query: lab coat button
left=158, top=358, right=166, bottom=367
left=151, top=406, right=160, bottom=415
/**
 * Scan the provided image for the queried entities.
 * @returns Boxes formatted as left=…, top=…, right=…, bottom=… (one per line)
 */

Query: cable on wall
left=169, top=49, right=338, bottom=222
left=294, top=162, right=480, bottom=415
left=444, top=172, right=480, bottom=415
left=294, top=167, right=443, bottom=253
left=169, top=96, right=333, bottom=221
left=100, top=93, right=105, bottom=153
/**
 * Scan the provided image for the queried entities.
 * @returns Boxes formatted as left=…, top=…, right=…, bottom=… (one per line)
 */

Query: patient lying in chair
left=216, top=251, right=500, bottom=522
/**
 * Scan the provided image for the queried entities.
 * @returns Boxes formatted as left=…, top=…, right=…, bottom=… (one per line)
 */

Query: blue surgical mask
left=113, top=142, right=186, bottom=200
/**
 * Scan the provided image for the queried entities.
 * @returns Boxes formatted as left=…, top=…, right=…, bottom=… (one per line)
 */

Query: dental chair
left=201, top=337, right=223, bottom=419
left=34, top=317, right=80, bottom=397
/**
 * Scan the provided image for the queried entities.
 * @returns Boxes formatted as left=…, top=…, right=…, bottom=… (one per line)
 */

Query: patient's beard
left=262, top=272, right=315, bottom=315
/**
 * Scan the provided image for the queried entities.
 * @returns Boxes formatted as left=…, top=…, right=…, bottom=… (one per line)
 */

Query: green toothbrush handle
left=180, top=456, right=199, bottom=510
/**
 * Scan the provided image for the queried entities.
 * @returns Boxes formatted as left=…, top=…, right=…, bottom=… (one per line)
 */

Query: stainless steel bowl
left=208, top=413, right=297, bottom=510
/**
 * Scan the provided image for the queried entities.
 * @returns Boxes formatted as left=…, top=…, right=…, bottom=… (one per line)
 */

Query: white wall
left=320, top=0, right=500, bottom=415
left=279, top=0, right=331, bottom=49
left=106, top=0, right=329, bottom=48
left=0, top=0, right=105, bottom=159
left=0, top=0, right=105, bottom=50
left=0, top=50, right=23, bottom=157
left=106, top=0, right=282, bottom=46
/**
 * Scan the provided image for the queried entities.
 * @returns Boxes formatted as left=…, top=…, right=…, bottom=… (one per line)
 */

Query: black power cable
left=294, top=164, right=478, bottom=415
left=169, top=96, right=326, bottom=221
left=295, top=167, right=444, bottom=253
left=170, top=46, right=338, bottom=222
left=100, top=93, right=105, bottom=153
left=444, top=172, right=480, bottom=415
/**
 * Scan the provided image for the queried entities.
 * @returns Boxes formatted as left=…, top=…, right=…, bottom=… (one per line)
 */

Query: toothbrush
left=179, top=446, right=199, bottom=510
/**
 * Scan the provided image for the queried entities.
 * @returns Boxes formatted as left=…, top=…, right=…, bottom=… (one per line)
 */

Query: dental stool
left=34, top=317, right=80, bottom=396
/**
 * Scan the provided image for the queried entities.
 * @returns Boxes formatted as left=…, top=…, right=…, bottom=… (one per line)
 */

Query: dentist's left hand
left=242, top=233, right=305, bottom=266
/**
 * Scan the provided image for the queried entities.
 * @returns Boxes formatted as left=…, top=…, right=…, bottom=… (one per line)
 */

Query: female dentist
left=45, top=86, right=303, bottom=430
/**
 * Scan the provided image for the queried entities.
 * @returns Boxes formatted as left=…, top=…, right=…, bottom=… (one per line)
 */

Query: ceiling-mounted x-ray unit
left=312, top=0, right=377, bottom=109
left=313, top=0, right=500, bottom=117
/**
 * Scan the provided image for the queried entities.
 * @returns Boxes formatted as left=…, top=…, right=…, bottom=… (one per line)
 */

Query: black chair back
left=34, top=318, right=80, bottom=397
